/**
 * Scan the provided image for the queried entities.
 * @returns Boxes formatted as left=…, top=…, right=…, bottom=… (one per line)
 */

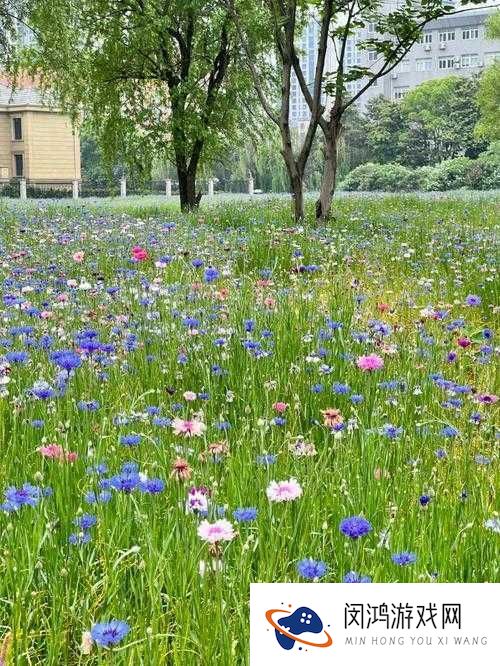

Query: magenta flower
left=356, top=353, right=384, bottom=371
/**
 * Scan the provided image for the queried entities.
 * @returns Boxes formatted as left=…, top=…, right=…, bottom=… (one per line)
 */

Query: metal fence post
left=248, top=175, right=254, bottom=196
left=19, top=178, right=27, bottom=200
left=72, top=180, right=79, bottom=200
left=120, top=177, right=127, bottom=198
left=165, top=178, right=172, bottom=197
left=208, top=178, right=214, bottom=197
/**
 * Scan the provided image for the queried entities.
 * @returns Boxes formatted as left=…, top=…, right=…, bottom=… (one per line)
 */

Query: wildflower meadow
left=0, top=195, right=498, bottom=664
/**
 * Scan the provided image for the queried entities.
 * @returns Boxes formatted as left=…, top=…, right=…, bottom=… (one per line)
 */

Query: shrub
left=340, top=149, right=500, bottom=192
left=340, top=163, right=413, bottom=191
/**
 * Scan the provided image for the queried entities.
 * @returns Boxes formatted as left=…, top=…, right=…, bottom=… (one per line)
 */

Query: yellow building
left=0, top=77, right=80, bottom=185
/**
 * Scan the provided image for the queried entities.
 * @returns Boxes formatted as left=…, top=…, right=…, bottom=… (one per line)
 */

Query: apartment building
left=290, top=6, right=500, bottom=125
left=359, top=8, right=500, bottom=107
left=0, top=77, right=81, bottom=184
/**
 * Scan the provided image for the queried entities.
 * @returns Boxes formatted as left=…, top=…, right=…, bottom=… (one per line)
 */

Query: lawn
left=0, top=195, right=498, bottom=664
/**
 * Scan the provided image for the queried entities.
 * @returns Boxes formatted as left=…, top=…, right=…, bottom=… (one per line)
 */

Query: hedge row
left=340, top=146, right=500, bottom=192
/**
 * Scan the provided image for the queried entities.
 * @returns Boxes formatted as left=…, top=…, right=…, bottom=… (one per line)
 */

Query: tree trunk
left=316, top=121, right=341, bottom=221
left=282, top=144, right=305, bottom=223
left=291, top=174, right=304, bottom=222
left=178, top=166, right=202, bottom=212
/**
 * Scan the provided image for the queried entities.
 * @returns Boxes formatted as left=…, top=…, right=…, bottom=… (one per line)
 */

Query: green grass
left=0, top=195, right=498, bottom=664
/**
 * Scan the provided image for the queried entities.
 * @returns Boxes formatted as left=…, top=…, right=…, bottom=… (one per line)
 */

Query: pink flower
left=266, top=478, right=303, bottom=502
left=172, top=417, right=206, bottom=437
left=72, top=251, right=85, bottom=263
left=37, top=444, right=78, bottom=463
left=197, top=519, right=235, bottom=544
left=356, top=354, right=384, bottom=371
left=183, top=391, right=197, bottom=402
left=273, top=401, right=288, bottom=414
left=131, top=246, right=149, bottom=261
left=457, top=337, right=471, bottom=348
left=475, top=393, right=498, bottom=405
left=321, top=408, right=343, bottom=428
left=38, top=444, right=64, bottom=459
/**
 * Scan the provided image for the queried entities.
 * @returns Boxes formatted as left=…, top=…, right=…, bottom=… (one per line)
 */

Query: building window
left=418, top=32, right=433, bottom=44
left=368, top=22, right=376, bottom=33
left=393, top=87, right=409, bottom=100
left=462, top=27, right=479, bottom=40
left=438, top=56, right=455, bottom=69
left=439, top=31, right=455, bottom=42
left=368, top=49, right=377, bottom=62
left=416, top=58, right=433, bottom=71
left=14, top=153, right=24, bottom=177
left=399, top=59, right=410, bottom=72
left=461, top=53, right=479, bottom=68
left=484, top=52, right=500, bottom=65
left=12, top=117, right=22, bottom=141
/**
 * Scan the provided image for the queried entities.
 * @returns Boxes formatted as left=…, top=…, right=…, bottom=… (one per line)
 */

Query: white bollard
left=248, top=175, right=254, bottom=196
left=165, top=178, right=172, bottom=197
left=208, top=178, right=214, bottom=197
left=72, top=180, right=79, bottom=200
left=120, top=177, right=127, bottom=198
left=19, top=178, right=27, bottom=200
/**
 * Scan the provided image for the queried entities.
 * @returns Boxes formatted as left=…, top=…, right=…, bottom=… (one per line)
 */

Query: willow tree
left=23, top=0, right=259, bottom=210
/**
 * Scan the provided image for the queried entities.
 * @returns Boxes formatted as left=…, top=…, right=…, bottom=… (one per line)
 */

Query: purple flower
left=340, top=516, right=372, bottom=539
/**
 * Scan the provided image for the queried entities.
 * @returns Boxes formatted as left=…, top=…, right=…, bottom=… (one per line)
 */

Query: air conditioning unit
left=439, top=42, right=446, bottom=49
left=424, top=44, right=431, bottom=51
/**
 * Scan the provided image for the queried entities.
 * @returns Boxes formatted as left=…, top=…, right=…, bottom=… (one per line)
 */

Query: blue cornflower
left=256, top=454, right=277, bottom=466
left=297, top=558, right=328, bottom=580
left=391, top=551, right=417, bottom=566
left=90, top=620, right=130, bottom=647
left=68, top=532, right=92, bottom=546
left=4, top=483, right=41, bottom=510
left=350, top=394, right=364, bottom=404
left=5, top=351, right=29, bottom=364
left=50, top=350, right=82, bottom=372
left=380, top=423, right=403, bottom=439
left=340, top=516, right=372, bottom=539
left=332, top=382, right=350, bottom=395
left=119, top=434, right=141, bottom=447
left=30, top=380, right=55, bottom=400
left=441, top=425, right=459, bottom=438
left=343, top=571, right=372, bottom=583
left=78, top=400, right=100, bottom=412
left=109, top=472, right=141, bottom=493
left=84, top=490, right=112, bottom=504
left=435, top=448, right=448, bottom=459
left=73, top=514, right=97, bottom=530
left=31, top=419, right=44, bottom=428
left=465, top=294, right=481, bottom=306
left=419, top=495, right=431, bottom=507
left=204, top=267, right=219, bottom=283
left=139, top=478, right=165, bottom=494
left=233, top=507, right=258, bottom=522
